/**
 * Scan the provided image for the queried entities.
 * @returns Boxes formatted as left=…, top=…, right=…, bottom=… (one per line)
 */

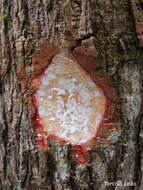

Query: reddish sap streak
left=32, top=95, right=49, bottom=151
left=38, top=135, right=48, bottom=151
left=73, top=145, right=88, bottom=165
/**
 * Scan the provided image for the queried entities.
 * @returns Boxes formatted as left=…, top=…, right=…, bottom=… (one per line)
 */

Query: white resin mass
left=36, top=51, right=106, bottom=144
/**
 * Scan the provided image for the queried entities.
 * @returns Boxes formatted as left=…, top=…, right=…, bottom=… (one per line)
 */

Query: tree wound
left=35, top=51, right=106, bottom=145
left=30, top=45, right=118, bottom=165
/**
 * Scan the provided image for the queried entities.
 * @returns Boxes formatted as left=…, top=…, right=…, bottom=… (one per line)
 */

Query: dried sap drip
left=32, top=95, right=49, bottom=151
left=33, top=50, right=109, bottom=164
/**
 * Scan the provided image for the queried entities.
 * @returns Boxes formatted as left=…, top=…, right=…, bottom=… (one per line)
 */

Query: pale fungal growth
left=35, top=51, right=106, bottom=145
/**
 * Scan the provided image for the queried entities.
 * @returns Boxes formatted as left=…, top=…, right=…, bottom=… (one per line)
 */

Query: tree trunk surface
left=0, top=0, right=143, bottom=190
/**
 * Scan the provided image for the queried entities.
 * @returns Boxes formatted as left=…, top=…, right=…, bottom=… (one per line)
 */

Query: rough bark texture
left=0, top=0, right=143, bottom=190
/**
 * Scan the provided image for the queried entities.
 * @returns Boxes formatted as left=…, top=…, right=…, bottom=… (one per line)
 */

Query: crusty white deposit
left=36, top=51, right=106, bottom=144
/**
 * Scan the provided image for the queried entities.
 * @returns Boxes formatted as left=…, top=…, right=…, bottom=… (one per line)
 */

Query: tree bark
left=0, top=0, right=142, bottom=190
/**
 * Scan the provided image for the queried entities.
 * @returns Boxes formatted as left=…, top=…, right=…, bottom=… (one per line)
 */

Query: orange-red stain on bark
left=20, top=42, right=119, bottom=165
left=73, top=145, right=89, bottom=165
left=32, top=95, right=49, bottom=151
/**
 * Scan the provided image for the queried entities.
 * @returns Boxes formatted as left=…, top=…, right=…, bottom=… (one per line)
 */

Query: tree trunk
left=0, top=0, right=143, bottom=189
